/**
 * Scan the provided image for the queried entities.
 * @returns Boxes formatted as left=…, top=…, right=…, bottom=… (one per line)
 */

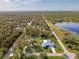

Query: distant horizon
left=0, top=0, right=79, bottom=11
left=0, top=11, right=79, bottom=12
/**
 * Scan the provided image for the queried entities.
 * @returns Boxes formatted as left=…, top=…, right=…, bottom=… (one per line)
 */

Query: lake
left=55, top=22, right=79, bottom=34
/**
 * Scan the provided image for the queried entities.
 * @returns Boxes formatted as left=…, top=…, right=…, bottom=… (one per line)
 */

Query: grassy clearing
left=36, top=56, right=67, bottom=59
left=47, top=56, right=67, bottom=59
left=71, top=33, right=79, bottom=40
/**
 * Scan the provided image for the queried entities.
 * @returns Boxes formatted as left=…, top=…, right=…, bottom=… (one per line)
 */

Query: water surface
left=55, top=22, right=79, bottom=34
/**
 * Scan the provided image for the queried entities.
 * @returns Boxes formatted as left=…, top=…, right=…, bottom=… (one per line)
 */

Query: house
left=42, top=40, right=54, bottom=48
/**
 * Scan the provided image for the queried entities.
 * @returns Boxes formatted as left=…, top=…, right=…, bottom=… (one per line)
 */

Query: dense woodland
left=44, top=12, right=79, bottom=23
left=63, top=33, right=79, bottom=51
left=0, top=15, right=32, bottom=58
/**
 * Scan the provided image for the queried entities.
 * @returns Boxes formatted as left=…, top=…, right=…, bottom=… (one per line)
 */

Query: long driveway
left=3, top=16, right=35, bottom=59
left=41, top=14, right=76, bottom=59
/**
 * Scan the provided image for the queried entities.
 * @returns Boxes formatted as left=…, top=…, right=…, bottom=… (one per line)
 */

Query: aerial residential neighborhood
left=0, top=12, right=78, bottom=59
left=0, top=0, right=79, bottom=59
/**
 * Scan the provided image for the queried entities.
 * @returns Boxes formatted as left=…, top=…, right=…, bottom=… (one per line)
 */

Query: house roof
left=42, top=40, right=54, bottom=47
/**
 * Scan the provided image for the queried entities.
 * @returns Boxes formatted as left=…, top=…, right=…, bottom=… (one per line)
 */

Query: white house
left=42, top=40, right=54, bottom=48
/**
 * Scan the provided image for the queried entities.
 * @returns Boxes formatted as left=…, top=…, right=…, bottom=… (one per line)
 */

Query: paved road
left=3, top=16, right=35, bottom=59
left=42, top=14, right=76, bottom=59
left=32, top=53, right=63, bottom=56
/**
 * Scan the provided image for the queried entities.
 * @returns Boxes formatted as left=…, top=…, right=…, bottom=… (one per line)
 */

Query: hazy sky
left=0, top=0, right=79, bottom=11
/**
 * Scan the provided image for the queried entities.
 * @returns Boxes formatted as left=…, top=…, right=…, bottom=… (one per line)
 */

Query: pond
left=55, top=22, right=79, bottom=34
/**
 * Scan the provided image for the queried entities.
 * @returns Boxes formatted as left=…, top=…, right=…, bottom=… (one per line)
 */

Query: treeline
left=44, top=13, right=79, bottom=23
left=63, top=34, right=79, bottom=51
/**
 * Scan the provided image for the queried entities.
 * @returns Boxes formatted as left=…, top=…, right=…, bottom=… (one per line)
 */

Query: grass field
left=48, top=56, right=67, bottom=59
left=71, top=33, right=79, bottom=40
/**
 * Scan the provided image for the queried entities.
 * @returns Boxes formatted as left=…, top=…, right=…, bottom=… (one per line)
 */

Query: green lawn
left=48, top=56, right=67, bottom=59
left=36, top=56, right=67, bottom=59
left=71, top=33, right=79, bottom=40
